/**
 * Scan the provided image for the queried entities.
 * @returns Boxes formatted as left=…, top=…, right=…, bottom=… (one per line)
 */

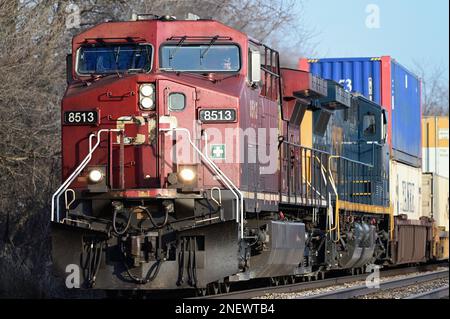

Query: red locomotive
left=51, top=14, right=438, bottom=294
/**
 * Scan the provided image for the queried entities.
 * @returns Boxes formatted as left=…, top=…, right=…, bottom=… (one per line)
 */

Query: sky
left=301, top=0, right=449, bottom=79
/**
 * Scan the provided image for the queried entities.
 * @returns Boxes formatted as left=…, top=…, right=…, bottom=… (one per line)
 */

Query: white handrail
left=160, top=128, right=245, bottom=239
left=203, top=131, right=244, bottom=226
left=51, top=129, right=122, bottom=222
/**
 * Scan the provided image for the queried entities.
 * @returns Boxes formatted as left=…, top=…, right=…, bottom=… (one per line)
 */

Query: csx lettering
left=402, top=181, right=415, bottom=212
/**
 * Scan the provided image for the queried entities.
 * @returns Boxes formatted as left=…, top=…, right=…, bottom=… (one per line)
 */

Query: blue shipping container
left=300, top=56, right=422, bottom=167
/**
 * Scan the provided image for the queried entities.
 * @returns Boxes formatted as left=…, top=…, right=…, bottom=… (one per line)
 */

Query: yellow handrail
left=327, top=155, right=340, bottom=242
left=325, top=154, right=392, bottom=243
left=389, top=203, right=394, bottom=240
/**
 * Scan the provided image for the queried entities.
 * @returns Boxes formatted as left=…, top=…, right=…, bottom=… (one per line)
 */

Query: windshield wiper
left=200, top=35, right=219, bottom=62
left=81, top=73, right=117, bottom=85
left=169, top=36, right=187, bottom=65
left=113, top=47, right=122, bottom=77
left=97, top=72, right=122, bottom=79
left=127, top=68, right=145, bottom=73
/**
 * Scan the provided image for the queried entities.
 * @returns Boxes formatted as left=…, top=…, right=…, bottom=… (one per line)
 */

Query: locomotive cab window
left=363, top=113, right=376, bottom=136
left=160, top=44, right=240, bottom=72
left=76, top=44, right=152, bottom=74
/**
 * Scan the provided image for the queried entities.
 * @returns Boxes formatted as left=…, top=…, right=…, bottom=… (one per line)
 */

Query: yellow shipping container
left=422, top=116, right=449, bottom=178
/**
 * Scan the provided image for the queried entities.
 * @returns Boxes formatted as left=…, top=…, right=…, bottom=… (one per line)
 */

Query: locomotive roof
left=72, top=19, right=248, bottom=47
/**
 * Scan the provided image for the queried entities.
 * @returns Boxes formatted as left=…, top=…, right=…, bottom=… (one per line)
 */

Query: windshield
left=77, top=44, right=152, bottom=74
left=160, top=44, right=240, bottom=72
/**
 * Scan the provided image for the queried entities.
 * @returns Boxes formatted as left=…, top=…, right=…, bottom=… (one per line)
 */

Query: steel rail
left=404, top=286, right=449, bottom=299
left=191, top=264, right=447, bottom=299
left=297, top=269, right=449, bottom=299
left=194, top=274, right=369, bottom=300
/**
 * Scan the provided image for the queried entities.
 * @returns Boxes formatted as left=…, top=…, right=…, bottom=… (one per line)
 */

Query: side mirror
left=250, top=50, right=261, bottom=85
left=66, top=54, right=74, bottom=85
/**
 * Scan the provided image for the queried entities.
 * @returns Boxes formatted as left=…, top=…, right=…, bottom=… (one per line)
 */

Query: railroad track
left=298, top=270, right=448, bottom=299
left=192, top=263, right=447, bottom=299
left=405, top=286, right=449, bottom=299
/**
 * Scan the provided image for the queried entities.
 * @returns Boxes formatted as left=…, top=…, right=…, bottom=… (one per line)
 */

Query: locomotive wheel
left=219, top=279, right=231, bottom=294
left=270, top=277, right=280, bottom=286
left=282, top=276, right=289, bottom=285
left=196, top=288, right=208, bottom=296
left=289, top=275, right=296, bottom=284
left=220, top=281, right=231, bottom=293
left=208, top=282, right=220, bottom=295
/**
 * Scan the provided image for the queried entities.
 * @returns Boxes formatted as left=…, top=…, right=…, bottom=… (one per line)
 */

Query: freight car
left=422, top=173, right=449, bottom=261
left=50, top=15, right=438, bottom=294
left=422, top=117, right=449, bottom=261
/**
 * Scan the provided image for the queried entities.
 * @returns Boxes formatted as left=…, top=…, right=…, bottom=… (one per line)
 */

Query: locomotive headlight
left=179, top=167, right=196, bottom=183
left=140, top=84, right=154, bottom=97
left=140, top=97, right=154, bottom=109
left=139, top=83, right=155, bottom=110
left=88, top=169, right=103, bottom=183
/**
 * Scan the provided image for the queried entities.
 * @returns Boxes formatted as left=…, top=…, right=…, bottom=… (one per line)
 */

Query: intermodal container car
left=422, top=172, right=449, bottom=260
left=299, top=57, right=422, bottom=167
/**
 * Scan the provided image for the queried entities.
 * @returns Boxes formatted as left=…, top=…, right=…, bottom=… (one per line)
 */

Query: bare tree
left=0, top=0, right=312, bottom=297
left=413, top=61, right=449, bottom=116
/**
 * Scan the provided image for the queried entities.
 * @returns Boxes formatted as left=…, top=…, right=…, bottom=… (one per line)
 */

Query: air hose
left=112, top=208, right=132, bottom=235
left=140, top=206, right=169, bottom=229
left=177, top=238, right=186, bottom=286
left=81, top=240, right=104, bottom=288
left=119, top=239, right=162, bottom=284
left=125, top=259, right=162, bottom=284
left=114, top=205, right=168, bottom=284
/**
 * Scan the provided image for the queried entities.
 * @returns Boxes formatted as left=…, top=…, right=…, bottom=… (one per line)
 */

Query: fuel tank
left=247, top=221, right=306, bottom=278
